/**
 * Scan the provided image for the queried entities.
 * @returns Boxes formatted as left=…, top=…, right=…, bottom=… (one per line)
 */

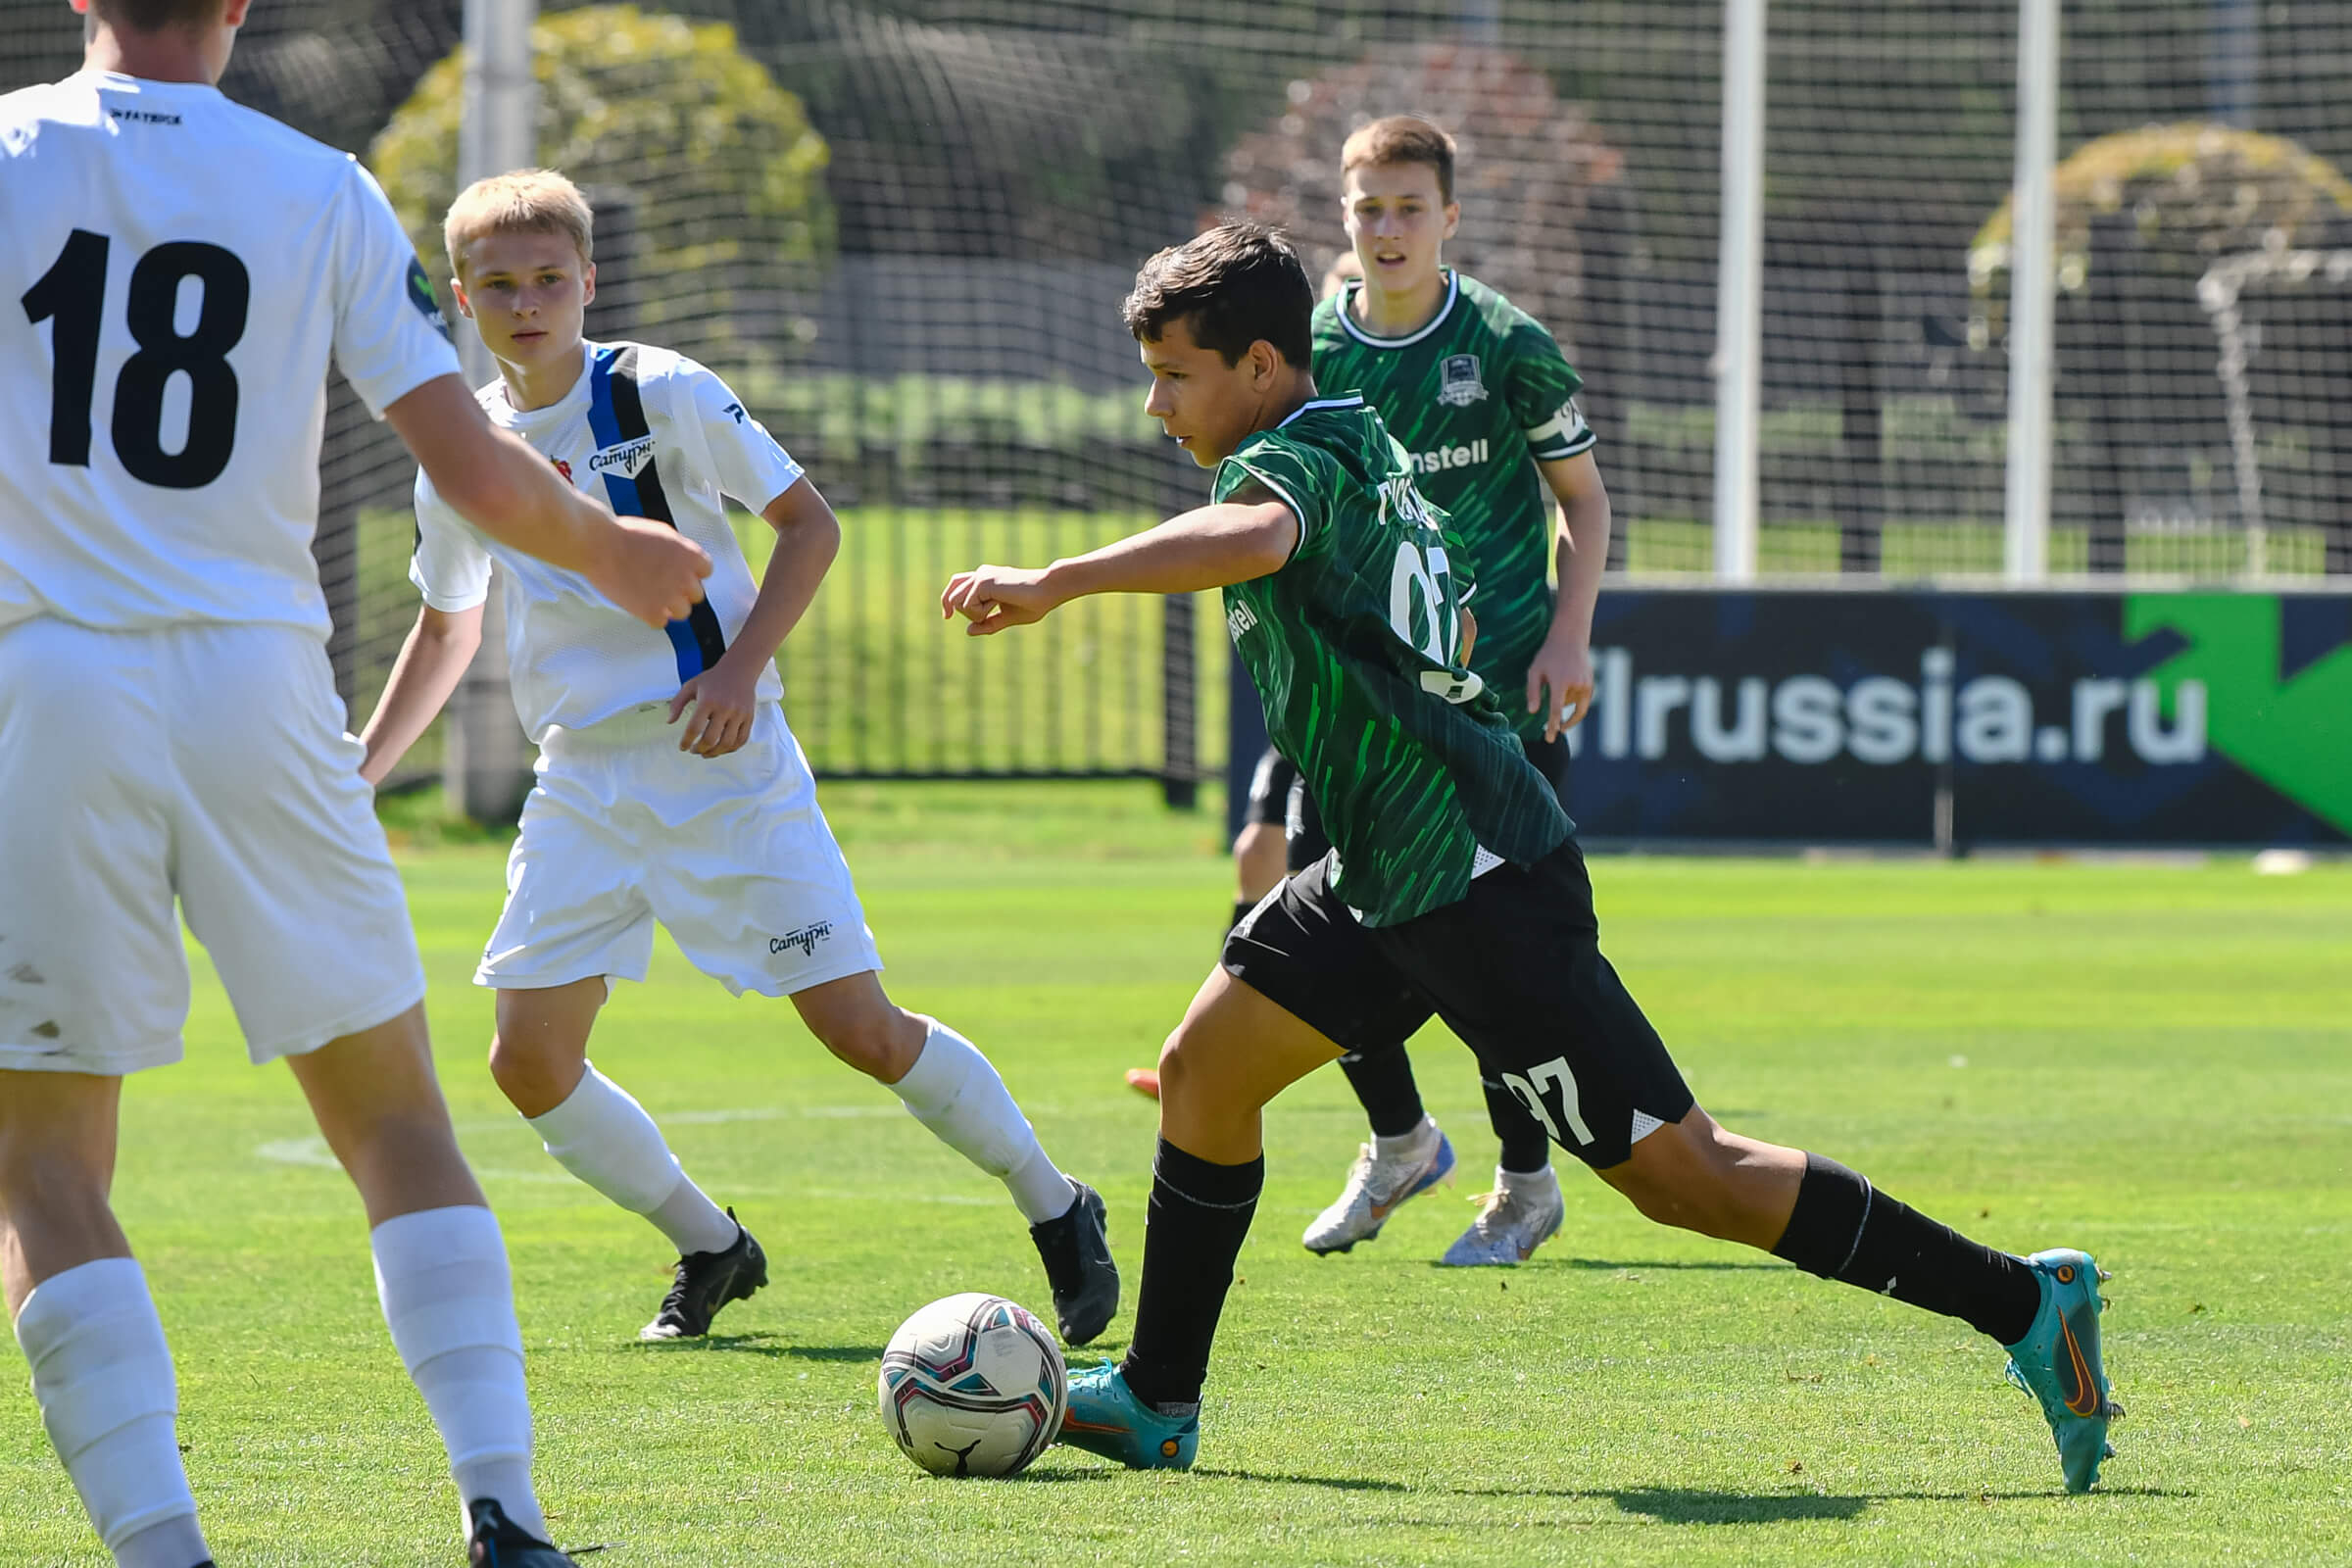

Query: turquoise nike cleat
left=2002, top=1248, right=2123, bottom=1494
left=1057, top=1363, right=1200, bottom=1470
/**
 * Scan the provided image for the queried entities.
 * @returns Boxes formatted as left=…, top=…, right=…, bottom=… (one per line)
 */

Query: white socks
left=528, top=1065, right=740, bottom=1256
left=891, top=1017, right=1077, bottom=1225
left=1373, top=1116, right=1442, bottom=1166
left=14, top=1258, right=210, bottom=1568
left=1494, top=1162, right=1560, bottom=1201
left=370, top=1205, right=546, bottom=1544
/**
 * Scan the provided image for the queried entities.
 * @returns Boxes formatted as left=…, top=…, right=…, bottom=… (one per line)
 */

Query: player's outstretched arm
left=384, top=374, right=711, bottom=629
left=359, top=605, right=484, bottom=787
left=667, top=476, right=842, bottom=759
left=942, top=498, right=1297, bottom=635
left=1525, top=451, right=1613, bottom=741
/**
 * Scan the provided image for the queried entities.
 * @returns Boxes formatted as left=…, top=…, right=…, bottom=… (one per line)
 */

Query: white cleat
left=1301, top=1123, right=1456, bottom=1255
left=1437, top=1179, right=1565, bottom=1267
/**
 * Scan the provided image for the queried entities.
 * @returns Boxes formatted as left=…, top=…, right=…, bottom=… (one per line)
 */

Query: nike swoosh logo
left=1059, top=1416, right=1127, bottom=1435
left=2057, top=1305, right=2102, bottom=1417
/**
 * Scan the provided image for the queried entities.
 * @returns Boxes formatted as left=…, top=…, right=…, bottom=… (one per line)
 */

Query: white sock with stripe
left=13, top=1257, right=211, bottom=1568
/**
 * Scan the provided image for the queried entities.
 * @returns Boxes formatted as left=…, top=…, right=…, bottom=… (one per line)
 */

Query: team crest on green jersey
left=1437, top=353, right=1488, bottom=407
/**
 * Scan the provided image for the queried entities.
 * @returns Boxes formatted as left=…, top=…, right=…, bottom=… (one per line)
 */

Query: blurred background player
left=0, top=5, right=710, bottom=1566
left=945, top=222, right=2119, bottom=1494
left=1132, top=119, right=1610, bottom=1271
left=358, top=171, right=1119, bottom=1350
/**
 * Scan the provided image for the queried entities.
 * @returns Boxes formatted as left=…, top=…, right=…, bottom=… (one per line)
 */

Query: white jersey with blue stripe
left=0, top=71, right=462, bottom=638
left=410, top=339, right=802, bottom=743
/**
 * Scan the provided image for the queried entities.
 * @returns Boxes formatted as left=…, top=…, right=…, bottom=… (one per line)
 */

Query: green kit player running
left=1135, top=121, right=1608, bottom=1270
left=942, top=222, right=2121, bottom=1493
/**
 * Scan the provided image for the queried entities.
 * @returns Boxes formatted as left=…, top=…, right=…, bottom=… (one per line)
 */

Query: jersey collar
left=1337, top=270, right=1460, bottom=350
left=1276, top=393, right=1366, bottom=428
left=493, top=340, right=598, bottom=420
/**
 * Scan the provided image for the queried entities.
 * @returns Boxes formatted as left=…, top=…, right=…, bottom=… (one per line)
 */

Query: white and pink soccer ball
left=876, top=1293, right=1066, bottom=1477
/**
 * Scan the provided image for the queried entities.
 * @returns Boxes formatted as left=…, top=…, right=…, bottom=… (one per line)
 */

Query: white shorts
left=479, top=702, right=882, bottom=997
left=0, top=618, right=425, bottom=1075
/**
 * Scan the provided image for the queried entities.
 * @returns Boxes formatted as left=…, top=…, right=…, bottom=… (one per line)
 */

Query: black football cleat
left=640, top=1209, right=768, bottom=1341
left=1030, top=1180, right=1119, bottom=1346
left=466, top=1498, right=575, bottom=1567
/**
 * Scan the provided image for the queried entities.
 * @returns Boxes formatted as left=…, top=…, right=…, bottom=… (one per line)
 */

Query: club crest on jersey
left=549, top=456, right=573, bottom=484
left=1436, top=353, right=1488, bottom=408
left=588, top=435, right=657, bottom=480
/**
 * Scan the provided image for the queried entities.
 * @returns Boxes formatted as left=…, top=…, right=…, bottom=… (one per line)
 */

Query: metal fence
left=5, top=0, right=2346, bottom=805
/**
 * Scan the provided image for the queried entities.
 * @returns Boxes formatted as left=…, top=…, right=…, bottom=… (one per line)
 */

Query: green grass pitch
left=4, top=782, right=2347, bottom=1565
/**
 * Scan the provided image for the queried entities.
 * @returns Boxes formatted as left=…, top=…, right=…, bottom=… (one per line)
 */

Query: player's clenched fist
left=594, top=516, right=714, bottom=628
left=941, top=564, right=1060, bottom=635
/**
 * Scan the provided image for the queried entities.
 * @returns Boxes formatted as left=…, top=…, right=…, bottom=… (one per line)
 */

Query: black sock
left=1771, top=1152, right=2042, bottom=1345
left=1229, top=897, right=1256, bottom=934
left=1484, top=1074, right=1552, bottom=1174
left=1336, top=1043, right=1426, bottom=1140
left=1118, top=1139, right=1263, bottom=1411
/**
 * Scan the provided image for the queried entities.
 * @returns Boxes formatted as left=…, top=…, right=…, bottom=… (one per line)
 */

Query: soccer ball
left=877, top=1293, right=1066, bottom=1477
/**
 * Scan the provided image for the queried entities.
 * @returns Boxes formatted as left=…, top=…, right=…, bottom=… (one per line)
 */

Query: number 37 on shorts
left=1500, top=1055, right=1595, bottom=1149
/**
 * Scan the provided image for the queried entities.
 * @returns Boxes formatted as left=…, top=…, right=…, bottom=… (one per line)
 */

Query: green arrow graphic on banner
left=2123, top=593, right=2352, bottom=835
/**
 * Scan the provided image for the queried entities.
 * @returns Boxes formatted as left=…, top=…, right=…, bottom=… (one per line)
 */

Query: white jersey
left=0, top=71, right=461, bottom=638
left=411, top=340, right=803, bottom=741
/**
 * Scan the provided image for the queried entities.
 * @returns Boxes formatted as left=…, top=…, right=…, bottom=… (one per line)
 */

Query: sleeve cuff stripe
left=1237, top=463, right=1314, bottom=563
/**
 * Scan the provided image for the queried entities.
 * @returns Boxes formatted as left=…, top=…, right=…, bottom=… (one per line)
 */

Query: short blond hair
left=443, top=169, right=595, bottom=279
left=1340, top=116, right=1456, bottom=205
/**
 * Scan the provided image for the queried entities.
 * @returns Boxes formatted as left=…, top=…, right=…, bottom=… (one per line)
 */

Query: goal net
left=4, top=0, right=2345, bottom=797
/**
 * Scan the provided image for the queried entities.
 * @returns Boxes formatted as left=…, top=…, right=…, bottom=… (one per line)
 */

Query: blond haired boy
left=361, top=171, right=1117, bottom=1348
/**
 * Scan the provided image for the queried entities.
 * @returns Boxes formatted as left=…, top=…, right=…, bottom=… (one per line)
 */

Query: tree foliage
left=1220, top=45, right=1623, bottom=334
left=1971, top=122, right=2352, bottom=297
left=370, top=5, right=833, bottom=326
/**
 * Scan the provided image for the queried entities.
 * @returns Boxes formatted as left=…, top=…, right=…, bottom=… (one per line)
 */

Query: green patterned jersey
left=1214, top=394, right=1572, bottom=926
left=1311, top=270, right=1592, bottom=738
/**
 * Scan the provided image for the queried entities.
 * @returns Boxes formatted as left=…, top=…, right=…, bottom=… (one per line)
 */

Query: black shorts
left=1284, top=729, right=1571, bottom=875
left=1245, top=746, right=1296, bottom=830
left=1223, top=839, right=1691, bottom=1170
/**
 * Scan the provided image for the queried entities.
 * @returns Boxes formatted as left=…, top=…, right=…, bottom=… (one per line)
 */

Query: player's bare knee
left=1152, top=1027, right=1195, bottom=1102
left=819, top=1004, right=924, bottom=1081
left=486, top=1029, right=569, bottom=1106
left=1609, top=1128, right=1751, bottom=1239
left=1153, top=1021, right=1256, bottom=1118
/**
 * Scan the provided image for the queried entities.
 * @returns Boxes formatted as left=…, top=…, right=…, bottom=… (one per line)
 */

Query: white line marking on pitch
left=445, top=1103, right=903, bottom=1135
left=255, top=1135, right=573, bottom=1185
left=258, top=1106, right=1006, bottom=1202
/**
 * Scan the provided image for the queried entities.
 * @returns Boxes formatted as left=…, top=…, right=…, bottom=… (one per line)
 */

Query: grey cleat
left=1437, top=1177, right=1565, bottom=1267
left=1301, top=1121, right=1456, bottom=1255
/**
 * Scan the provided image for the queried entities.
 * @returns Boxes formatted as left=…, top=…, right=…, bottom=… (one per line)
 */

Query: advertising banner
left=1565, top=590, right=2351, bottom=848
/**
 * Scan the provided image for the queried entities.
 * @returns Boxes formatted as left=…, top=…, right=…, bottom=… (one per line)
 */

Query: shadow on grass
left=1192, top=1468, right=1408, bottom=1493
left=625, top=1333, right=885, bottom=1361
left=1600, top=1486, right=2192, bottom=1517
left=1612, top=1488, right=1867, bottom=1523
left=1186, top=1475, right=2192, bottom=1512
left=1538, top=1257, right=1791, bottom=1272
left=1004, top=1467, right=1123, bottom=1485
